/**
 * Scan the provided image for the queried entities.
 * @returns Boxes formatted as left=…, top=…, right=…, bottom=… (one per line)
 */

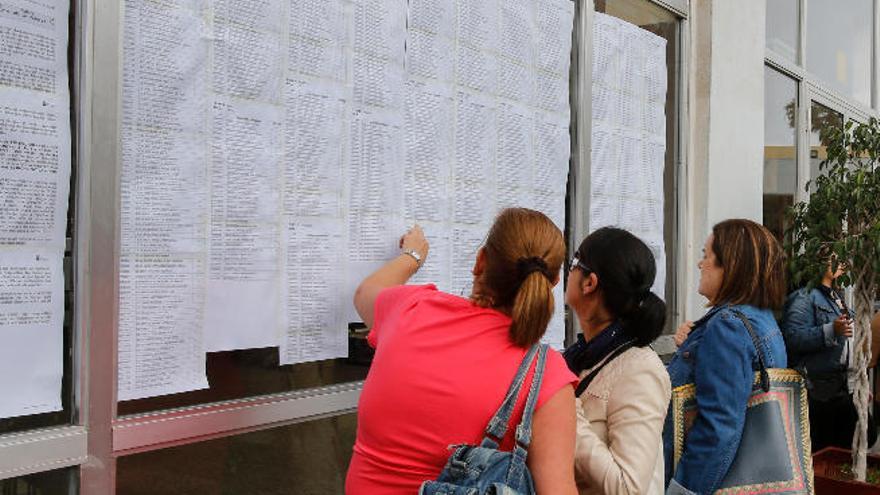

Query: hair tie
left=517, top=256, right=551, bottom=280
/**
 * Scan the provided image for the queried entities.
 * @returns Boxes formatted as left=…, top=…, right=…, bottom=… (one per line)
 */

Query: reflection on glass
left=766, top=0, right=799, bottom=62
left=763, top=66, right=798, bottom=243
left=807, top=0, right=872, bottom=105
left=810, top=101, right=843, bottom=179
left=0, top=467, right=77, bottom=495
left=595, top=0, right=679, bottom=328
left=117, top=413, right=357, bottom=495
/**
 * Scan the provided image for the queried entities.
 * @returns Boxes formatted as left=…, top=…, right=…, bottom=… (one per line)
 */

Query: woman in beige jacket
left=563, top=227, right=672, bottom=495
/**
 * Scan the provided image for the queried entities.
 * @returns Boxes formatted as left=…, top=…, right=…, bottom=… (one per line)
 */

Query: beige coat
left=574, top=346, right=671, bottom=495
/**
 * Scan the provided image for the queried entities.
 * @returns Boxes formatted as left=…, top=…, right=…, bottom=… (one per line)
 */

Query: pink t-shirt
left=345, top=284, right=576, bottom=495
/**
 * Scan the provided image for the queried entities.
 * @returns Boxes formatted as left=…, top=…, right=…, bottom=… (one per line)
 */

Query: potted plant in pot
left=787, top=118, right=880, bottom=487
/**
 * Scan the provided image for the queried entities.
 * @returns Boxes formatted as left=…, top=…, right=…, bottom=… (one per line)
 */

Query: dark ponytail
left=621, top=291, right=666, bottom=346
left=576, top=227, right=666, bottom=347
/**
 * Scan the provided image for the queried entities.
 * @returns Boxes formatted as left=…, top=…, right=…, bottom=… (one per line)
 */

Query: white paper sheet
left=590, top=12, right=667, bottom=297
left=118, top=0, right=210, bottom=400
left=402, top=0, right=572, bottom=349
left=0, top=249, right=63, bottom=417
left=278, top=0, right=352, bottom=365
left=280, top=219, right=347, bottom=364
left=205, top=97, right=282, bottom=351
left=0, top=0, right=70, bottom=418
left=117, top=0, right=575, bottom=387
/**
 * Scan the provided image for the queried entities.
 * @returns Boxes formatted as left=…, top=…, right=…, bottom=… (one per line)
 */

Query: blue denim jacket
left=781, top=287, right=848, bottom=378
left=663, top=304, right=787, bottom=495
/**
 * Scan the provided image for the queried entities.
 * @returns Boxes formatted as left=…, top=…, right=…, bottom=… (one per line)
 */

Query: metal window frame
left=0, top=0, right=90, bottom=485
left=72, top=1, right=600, bottom=492
left=766, top=0, right=880, bottom=205
left=577, top=0, right=690, bottom=335
left=0, top=0, right=690, bottom=491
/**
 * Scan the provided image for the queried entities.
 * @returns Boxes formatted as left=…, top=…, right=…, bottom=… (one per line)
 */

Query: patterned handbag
left=671, top=310, right=814, bottom=495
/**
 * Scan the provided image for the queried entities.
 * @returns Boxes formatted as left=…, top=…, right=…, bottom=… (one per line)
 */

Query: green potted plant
left=787, top=118, right=880, bottom=485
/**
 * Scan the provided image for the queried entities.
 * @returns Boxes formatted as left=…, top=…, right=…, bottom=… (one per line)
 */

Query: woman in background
left=564, top=227, right=670, bottom=495
left=664, top=219, right=788, bottom=495
left=345, top=208, right=578, bottom=495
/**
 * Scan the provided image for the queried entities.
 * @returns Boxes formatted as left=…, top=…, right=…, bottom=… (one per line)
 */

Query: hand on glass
left=674, top=321, right=694, bottom=347
left=400, top=224, right=429, bottom=263
left=833, top=314, right=854, bottom=338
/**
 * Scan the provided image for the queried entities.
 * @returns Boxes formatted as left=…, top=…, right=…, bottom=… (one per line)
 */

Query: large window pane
left=763, top=67, right=798, bottom=243
left=766, top=0, right=799, bottom=63
left=0, top=2, right=76, bottom=435
left=0, top=467, right=77, bottom=495
left=807, top=0, right=872, bottom=105
left=809, top=101, right=843, bottom=179
left=594, top=0, right=680, bottom=327
left=116, top=413, right=357, bottom=495
left=119, top=348, right=369, bottom=415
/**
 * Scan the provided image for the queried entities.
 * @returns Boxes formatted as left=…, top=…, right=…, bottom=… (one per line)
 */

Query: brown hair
left=710, top=219, right=787, bottom=310
left=477, top=208, right=566, bottom=347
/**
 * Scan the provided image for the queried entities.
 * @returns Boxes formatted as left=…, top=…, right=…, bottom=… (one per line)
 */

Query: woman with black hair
left=563, top=227, right=670, bottom=495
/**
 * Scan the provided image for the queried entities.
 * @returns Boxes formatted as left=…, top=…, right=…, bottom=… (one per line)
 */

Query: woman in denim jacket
left=663, top=219, right=788, bottom=495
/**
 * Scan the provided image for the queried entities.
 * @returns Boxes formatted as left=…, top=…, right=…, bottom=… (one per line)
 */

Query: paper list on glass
left=495, top=101, right=534, bottom=211
left=0, top=0, right=70, bottom=418
left=280, top=219, right=347, bottom=364
left=279, top=0, right=352, bottom=365
left=452, top=90, right=496, bottom=227
left=406, top=0, right=455, bottom=83
left=206, top=0, right=286, bottom=351
left=212, top=0, right=285, bottom=102
left=344, top=0, right=406, bottom=322
left=590, top=12, right=668, bottom=297
left=117, top=0, right=209, bottom=400
left=0, top=249, right=63, bottom=417
left=403, top=80, right=453, bottom=225
left=533, top=112, right=570, bottom=231
left=541, top=283, right=565, bottom=350
left=288, top=0, right=349, bottom=81
left=345, top=108, right=406, bottom=321
left=0, top=2, right=71, bottom=251
left=205, top=98, right=282, bottom=351
left=450, top=225, right=486, bottom=297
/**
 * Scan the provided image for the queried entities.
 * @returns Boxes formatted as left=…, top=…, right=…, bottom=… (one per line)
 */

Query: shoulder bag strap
left=730, top=309, right=771, bottom=393
left=514, top=344, right=548, bottom=449
left=505, top=344, right=548, bottom=489
left=574, top=341, right=634, bottom=397
left=481, top=343, right=541, bottom=447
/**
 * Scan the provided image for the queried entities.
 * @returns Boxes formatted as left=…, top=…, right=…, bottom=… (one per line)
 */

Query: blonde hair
left=478, top=208, right=566, bottom=347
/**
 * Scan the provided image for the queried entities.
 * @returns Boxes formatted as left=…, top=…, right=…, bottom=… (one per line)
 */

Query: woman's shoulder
left=701, top=305, right=766, bottom=343
left=588, top=346, right=669, bottom=397
left=714, top=304, right=776, bottom=325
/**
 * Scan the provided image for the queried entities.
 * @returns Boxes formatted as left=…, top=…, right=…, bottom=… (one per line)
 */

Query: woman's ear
left=581, top=272, right=599, bottom=297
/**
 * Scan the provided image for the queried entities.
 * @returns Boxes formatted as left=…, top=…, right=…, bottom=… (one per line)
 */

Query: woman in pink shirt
left=345, top=208, right=578, bottom=494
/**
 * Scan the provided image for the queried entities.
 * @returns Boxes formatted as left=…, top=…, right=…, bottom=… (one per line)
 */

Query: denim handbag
left=671, top=310, right=814, bottom=495
left=419, top=344, right=548, bottom=495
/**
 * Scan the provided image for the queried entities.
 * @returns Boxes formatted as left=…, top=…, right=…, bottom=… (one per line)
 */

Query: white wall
left=682, top=0, right=766, bottom=321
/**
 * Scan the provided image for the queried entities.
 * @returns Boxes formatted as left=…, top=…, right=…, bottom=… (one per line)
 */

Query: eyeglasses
left=569, top=253, right=591, bottom=275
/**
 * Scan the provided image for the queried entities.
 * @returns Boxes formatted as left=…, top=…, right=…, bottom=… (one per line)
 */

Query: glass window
left=0, top=466, right=77, bottom=495
left=119, top=347, right=369, bottom=415
left=807, top=0, right=872, bottom=106
left=594, top=0, right=680, bottom=327
left=809, top=101, right=844, bottom=179
left=0, top=3, right=76, bottom=435
left=766, top=0, right=799, bottom=63
left=116, top=413, right=357, bottom=495
left=763, top=66, right=798, bottom=243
